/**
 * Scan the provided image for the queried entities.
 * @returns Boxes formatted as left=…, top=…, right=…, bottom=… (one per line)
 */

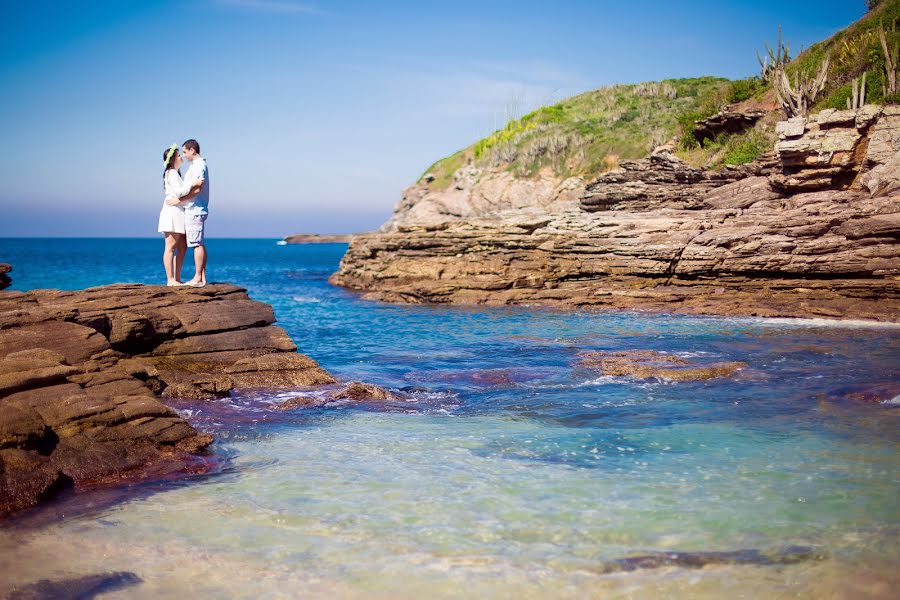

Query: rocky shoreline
left=0, top=283, right=342, bottom=516
left=331, top=107, right=900, bottom=322
left=0, top=264, right=11, bottom=291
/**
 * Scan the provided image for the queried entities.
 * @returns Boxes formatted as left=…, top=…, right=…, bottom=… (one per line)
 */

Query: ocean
left=1, top=238, right=898, bottom=598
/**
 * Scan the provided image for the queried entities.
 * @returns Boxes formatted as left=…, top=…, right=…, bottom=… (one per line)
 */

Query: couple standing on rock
left=158, top=139, right=210, bottom=287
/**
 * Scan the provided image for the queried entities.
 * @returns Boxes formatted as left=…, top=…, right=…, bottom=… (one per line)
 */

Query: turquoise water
left=1, top=238, right=899, bottom=598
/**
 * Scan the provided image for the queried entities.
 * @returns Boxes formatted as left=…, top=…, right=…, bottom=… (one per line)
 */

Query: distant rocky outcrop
left=0, top=283, right=337, bottom=516
left=0, top=264, right=10, bottom=291
left=332, top=106, right=900, bottom=322
left=282, top=233, right=355, bottom=244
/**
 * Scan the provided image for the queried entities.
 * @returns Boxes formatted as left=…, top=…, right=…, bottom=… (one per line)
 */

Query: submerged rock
left=594, top=545, right=824, bottom=574
left=0, top=283, right=339, bottom=516
left=6, top=571, right=142, bottom=599
left=579, top=350, right=746, bottom=381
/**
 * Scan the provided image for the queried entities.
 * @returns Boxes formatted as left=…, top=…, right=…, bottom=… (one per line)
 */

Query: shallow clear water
left=1, top=238, right=899, bottom=598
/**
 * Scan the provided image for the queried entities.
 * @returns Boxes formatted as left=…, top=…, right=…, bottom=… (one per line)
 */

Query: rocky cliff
left=331, top=107, right=900, bottom=322
left=382, top=165, right=585, bottom=232
left=0, top=283, right=337, bottom=516
left=0, top=264, right=10, bottom=291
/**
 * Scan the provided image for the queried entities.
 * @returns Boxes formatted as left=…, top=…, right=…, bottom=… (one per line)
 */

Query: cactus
left=757, top=26, right=791, bottom=83
left=774, top=53, right=831, bottom=117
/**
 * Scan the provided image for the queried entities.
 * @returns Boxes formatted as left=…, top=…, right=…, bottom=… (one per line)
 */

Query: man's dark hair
left=183, top=139, right=200, bottom=154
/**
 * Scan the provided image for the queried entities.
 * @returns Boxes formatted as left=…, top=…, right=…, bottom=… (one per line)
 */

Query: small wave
left=292, top=295, right=322, bottom=303
left=275, top=240, right=287, bottom=246
left=883, top=395, right=900, bottom=406
left=741, top=316, right=900, bottom=329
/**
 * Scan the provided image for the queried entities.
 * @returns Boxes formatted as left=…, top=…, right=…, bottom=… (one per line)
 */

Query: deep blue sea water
left=1, top=238, right=898, bottom=598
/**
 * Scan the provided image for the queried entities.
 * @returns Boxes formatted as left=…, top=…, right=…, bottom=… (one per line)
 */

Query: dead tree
left=879, top=23, right=898, bottom=96
left=847, top=72, right=867, bottom=109
left=774, top=54, right=831, bottom=117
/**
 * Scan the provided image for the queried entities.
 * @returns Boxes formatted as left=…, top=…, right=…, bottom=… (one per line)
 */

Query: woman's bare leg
left=174, top=234, right=188, bottom=283
left=163, top=233, right=181, bottom=286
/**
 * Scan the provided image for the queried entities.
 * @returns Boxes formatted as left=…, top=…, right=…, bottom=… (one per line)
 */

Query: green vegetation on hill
left=421, top=1, right=899, bottom=188
left=421, top=77, right=730, bottom=189
left=789, top=0, right=900, bottom=108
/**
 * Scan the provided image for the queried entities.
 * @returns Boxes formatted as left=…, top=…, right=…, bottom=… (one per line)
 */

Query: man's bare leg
left=191, top=245, right=207, bottom=286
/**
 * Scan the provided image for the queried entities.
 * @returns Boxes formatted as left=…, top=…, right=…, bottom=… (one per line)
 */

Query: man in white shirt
left=173, top=139, right=210, bottom=287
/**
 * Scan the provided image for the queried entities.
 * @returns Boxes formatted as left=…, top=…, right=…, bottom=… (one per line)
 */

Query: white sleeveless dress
left=158, top=169, right=186, bottom=234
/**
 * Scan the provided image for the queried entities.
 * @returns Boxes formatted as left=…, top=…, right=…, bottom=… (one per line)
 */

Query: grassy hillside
left=790, top=0, right=900, bottom=109
left=421, top=77, right=730, bottom=189
left=421, top=0, right=899, bottom=189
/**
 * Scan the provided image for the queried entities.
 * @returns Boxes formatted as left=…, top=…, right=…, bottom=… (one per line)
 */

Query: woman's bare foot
left=166, top=280, right=184, bottom=287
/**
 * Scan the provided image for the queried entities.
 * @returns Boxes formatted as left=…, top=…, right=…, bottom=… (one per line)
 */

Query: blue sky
left=0, top=0, right=867, bottom=237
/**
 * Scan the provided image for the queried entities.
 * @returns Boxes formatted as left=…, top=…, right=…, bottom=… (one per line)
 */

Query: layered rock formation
left=771, top=105, right=900, bottom=192
left=0, top=264, right=10, bottom=291
left=0, top=283, right=336, bottom=515
left=579, top=149, right=775, bottom=211
left=382, top=164, right=585, bottom=232
left=332, top=106, right=900, bottom=322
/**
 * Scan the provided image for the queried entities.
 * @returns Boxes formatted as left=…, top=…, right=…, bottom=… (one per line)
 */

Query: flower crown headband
left=163, top=143, right=178, bottom=167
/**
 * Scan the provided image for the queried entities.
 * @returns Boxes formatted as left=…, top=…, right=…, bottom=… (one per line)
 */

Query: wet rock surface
left=578, top=350, right=746, bottom=381
left=276, top=381, right=399, bottom=410
left=0, top=283, right=337, bottom=516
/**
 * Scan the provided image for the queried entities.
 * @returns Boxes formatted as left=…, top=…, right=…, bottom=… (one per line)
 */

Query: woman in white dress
left=159, top=144, right=202, bottom=285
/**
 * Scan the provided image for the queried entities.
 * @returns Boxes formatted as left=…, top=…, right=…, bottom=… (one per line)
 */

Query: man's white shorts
left=186, top=213, right=207, bottom=248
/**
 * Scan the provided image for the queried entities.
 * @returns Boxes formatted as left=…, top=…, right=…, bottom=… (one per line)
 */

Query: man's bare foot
left=167, top=280, right=184, bottom=287
left=189, top=280, right=207, bottom=288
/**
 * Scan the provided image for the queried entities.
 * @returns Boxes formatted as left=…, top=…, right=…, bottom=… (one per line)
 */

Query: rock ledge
left=0, top=283, right=335, bottom=515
